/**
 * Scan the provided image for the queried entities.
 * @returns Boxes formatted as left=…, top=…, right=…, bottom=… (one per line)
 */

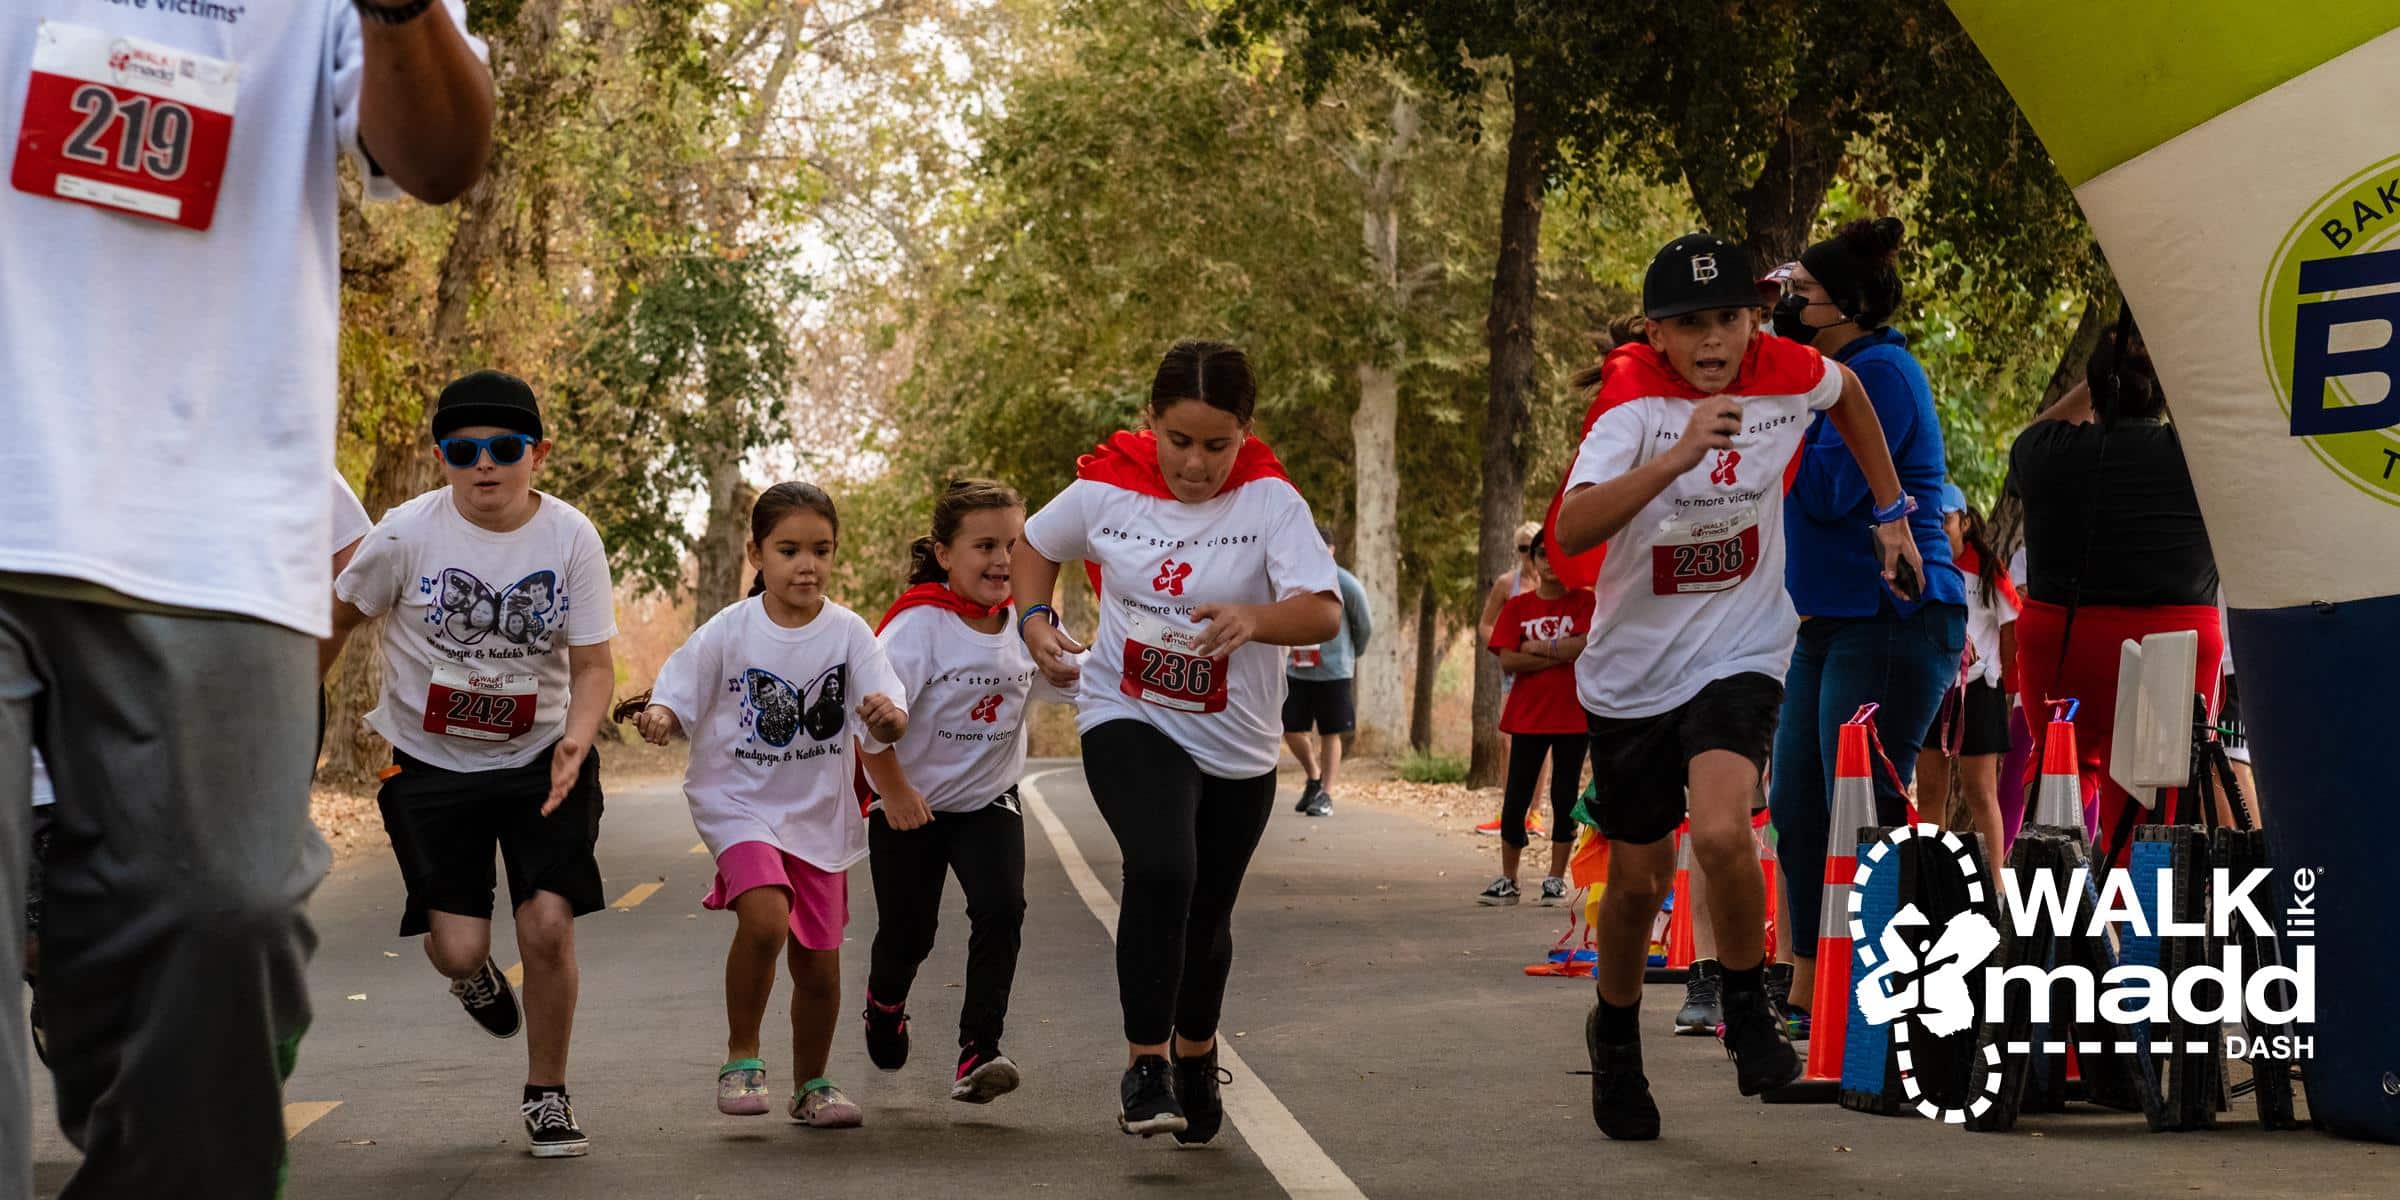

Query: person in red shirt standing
left=1477, top=531, right=1595, bottom=908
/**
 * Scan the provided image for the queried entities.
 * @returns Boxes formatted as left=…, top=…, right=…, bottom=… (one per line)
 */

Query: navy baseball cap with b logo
left=1643, top=234, right=1775, bottom=319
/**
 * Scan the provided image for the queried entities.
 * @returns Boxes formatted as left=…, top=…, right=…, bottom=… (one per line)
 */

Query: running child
left=1548, top=235, right=1923, bottom=1139
left=859, top=479, right=1076, bottom=1104
left=631, top=482, right=908, bottom=1128
left=1016, top=339, right=1342, bottom=1142
left=1478, top=530, right=1593, bottom=908
left=324, top=371, right=616, bottom=1158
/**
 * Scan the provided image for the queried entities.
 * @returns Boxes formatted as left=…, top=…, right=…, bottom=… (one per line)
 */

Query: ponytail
left=906, top=535, right=946, bottom=586
left=748, top=570, right=767, bottom=598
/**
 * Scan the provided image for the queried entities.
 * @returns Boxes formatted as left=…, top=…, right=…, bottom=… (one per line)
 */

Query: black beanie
left=1798, top=217, right=1906, bottom=330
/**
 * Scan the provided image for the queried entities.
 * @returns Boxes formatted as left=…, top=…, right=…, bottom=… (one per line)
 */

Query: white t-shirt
left=1962, top=576, right=2020, bottom=689
left=650, top=597, right=904, bottom=872
left=336, top=489, right=618, bottom=772
left=878, top=604, right=1073, bottom=814
left=0, top=3, right=483, bottom=636
left=1569, top=366, right=1845, bottom=719
left=1024, top=477, right=1339, bottom=778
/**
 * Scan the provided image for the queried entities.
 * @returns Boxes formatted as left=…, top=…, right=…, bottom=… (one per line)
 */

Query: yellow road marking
left=689, top=842, right=707, bottom=855
left=613, top=882, right=664, bottom=910
left=503, top=961, right=524, bottom=988
left=284, top=1100, right=341, bottom=1140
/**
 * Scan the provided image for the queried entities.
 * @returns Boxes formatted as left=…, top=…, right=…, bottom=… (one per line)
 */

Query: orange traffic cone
left=1664, top=822, right=1698, bottom=970
left=1802, top=714, right=1882, bottom=1085
left=2030, top=699, right=2085, bottom=835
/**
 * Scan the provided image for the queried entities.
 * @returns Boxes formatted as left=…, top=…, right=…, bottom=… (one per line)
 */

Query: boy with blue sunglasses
left=322, top=369, right=618, bottom=1159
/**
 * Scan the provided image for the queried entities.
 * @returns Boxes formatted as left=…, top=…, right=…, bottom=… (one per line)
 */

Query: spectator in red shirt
left=1477, top=532, right=1597, bottom=907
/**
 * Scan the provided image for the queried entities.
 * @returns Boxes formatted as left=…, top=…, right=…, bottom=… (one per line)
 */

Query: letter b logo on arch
left=2263, top=154, right=2400, bottom=503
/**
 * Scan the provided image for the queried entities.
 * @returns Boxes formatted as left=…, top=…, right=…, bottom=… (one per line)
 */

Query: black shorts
left=1924, top=679, right=2009, bottom=757
left=1281, top=677, right=1356, bottom=735
left=377, top=741, right=607, bottom=937
left=1583, top=672, right=1782, bottom=845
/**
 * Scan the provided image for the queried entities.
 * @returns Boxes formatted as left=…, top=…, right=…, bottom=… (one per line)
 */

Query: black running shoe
left=1764, top=961, right=1798, bottom=1034
left=1583, top=1005, right=1660, bottom=1140
left=520, top=1089, right=589, bottom=1158
left=1171, top=1043, right=1233, bottom=1145
left=27, top=985, right=46, bottom=1068
left=1674, top=958, right=1723, bottom=1037
left=1118, top=1055, right=1187, bottom=1137
left=1294, top=779, right=1322, bottom=814
left=863, top=996, right=910, bottom=1071
left=1721, top=987, right=1802, bottom=1096
left=1302, top=790, right=1333, bottom=817
left=450, top=956, right=522, bottom=1039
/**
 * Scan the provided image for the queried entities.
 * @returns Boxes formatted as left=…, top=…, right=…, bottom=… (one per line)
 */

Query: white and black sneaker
left=1118, top=1055, right=1187, bottom=1137
left=451, top=956, right=522, bottom=1039
left=1302, top=790, right=1334, bottom=817
left=1477, top=877, right=1521, bottom=907
left=1539, top=876, right=1569, bottom=906
left=521, top=1088, right=589, bottom=1158
left=1293, top=779, right=1322, bottom=814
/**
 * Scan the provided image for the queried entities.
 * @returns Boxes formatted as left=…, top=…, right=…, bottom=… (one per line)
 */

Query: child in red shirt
left=1478, top=531, right=1597, bottom=907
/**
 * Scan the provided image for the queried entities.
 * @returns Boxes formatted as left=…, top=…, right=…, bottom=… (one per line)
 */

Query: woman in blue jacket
left=1764, top=217, right=1967, bottom=1033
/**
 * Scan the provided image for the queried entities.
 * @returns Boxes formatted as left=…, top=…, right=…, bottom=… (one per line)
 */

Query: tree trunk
left=694, top=461, right=753, bottom=620
left=1728, top=99, right=1844, bottom=268
left=1469, top=88, right=1549, bottom=790
left=1410, top=577, right=1439, bottom=752
left=1347, top=86, right=1418, bottom=753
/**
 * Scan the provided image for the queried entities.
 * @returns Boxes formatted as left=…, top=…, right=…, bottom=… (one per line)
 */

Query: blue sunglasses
left=437, top=433, right=537, bottom=468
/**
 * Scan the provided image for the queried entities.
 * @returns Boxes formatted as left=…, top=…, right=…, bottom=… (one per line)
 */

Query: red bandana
left=1071, top=429, right=1294, bottom=593
left=874, top=582, right=1007, bottom=635
left=1542, top=335, right=1824, bottom=590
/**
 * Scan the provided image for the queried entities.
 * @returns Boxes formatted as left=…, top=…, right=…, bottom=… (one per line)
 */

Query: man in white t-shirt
left=1552, top=234, right=1922, bottom=1140
left=0, top=4, right=491, bottom=1192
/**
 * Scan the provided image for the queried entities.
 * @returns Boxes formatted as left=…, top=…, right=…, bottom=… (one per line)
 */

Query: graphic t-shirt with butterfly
left=878, top=604, right=1073, bottom=815
left=650, top=597, right=905, bottom=872
left=338, top=488, right=618, bottom=772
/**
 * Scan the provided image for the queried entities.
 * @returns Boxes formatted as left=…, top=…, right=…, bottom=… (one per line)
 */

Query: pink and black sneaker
left=863, top=995, right=910, bottom=1071
left=950, top=1043, right=1021, bottom=1104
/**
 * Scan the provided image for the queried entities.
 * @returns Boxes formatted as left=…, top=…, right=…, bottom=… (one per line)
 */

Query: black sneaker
left=450, top=957, right=522, bottom=1039
left=951, top=1043, right=1021, bottom=1104
left=1674, top=958, right=1723, bottom=1036
left=1476, top=877, right=1521, bottom=906
left=1118, top=1055, right=1187, bottom=1137
left=1293, top=779, right=1322, bottom=814
left=1302, top=790, right=1333, bottom=817
left=1583, top=1005, right=1660, bottom=1140
left=863, top=996, right=909, bottom=1071
left=1765, top=961, right=1799, bottom=1036
left=520, top=1089, right=589, bottom=1158
left=1720, top=987, right=1802, bottom=1096
left=1171, top=1043, right=1233, bottom=1145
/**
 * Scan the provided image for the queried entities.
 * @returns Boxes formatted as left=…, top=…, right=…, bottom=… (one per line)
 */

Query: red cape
left=874, top=581, right=1007, bottom=635
left=1072, top=429, right=1293, bottom=593
left=1542, top=336, right=1825, bottom=590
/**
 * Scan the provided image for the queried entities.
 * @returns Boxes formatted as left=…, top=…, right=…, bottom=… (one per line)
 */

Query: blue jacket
left=1289, top=567, right=1373, bottom=681
left=1783, top=328, right=1964, bottom=618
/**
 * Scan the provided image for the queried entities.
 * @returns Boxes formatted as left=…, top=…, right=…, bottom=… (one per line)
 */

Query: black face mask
left=1771, top=293, right=1830, bottom=343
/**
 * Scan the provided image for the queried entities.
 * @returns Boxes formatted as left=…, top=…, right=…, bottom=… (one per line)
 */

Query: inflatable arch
left=1948, top=2, right=2400, bottom=1142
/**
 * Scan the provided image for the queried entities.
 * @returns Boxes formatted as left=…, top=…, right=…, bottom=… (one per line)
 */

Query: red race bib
left=1290, top=648, right=1323, bottom=670
left=1651, top=510, right=1762, bottom=596
left=1119, top=614, right=1229, bottom=714
left=11, top=23, right=238, bottom=232
left=424, top=664, right=539, bottom=743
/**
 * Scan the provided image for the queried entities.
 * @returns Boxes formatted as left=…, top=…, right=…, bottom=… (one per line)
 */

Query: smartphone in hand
left=1890, top=557, right=1921, bottom=602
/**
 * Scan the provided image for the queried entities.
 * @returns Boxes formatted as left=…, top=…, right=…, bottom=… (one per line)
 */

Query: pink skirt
left=702, top=841, right=848, bottom=951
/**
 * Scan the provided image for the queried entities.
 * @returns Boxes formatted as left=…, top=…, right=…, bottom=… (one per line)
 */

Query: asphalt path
left=27, top=759, right=2392, bottom=1197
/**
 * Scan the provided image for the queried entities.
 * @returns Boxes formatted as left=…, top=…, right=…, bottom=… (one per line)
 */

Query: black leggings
left=1502, top=732, right=1587, bottom=848
left=1081, top=720, right=1277, bottom=1046
left=865, top=800, right=1027, bottom=1050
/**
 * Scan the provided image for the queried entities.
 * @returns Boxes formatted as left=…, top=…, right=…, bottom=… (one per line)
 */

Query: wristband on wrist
left=1870, top=493, right=1917, bottom=526
left=1018, top=604, right=1059, bottom=635
left=354, top=0, right=437, bottom=26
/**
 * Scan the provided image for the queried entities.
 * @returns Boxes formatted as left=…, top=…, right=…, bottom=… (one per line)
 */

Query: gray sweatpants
left=0, top=591, right=326, bottom=1199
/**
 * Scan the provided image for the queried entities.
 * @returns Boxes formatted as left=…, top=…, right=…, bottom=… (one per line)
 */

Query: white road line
left=1023, top=769, right=1367, bottom=1200
left=284, top=1100, right=341, bottom=1140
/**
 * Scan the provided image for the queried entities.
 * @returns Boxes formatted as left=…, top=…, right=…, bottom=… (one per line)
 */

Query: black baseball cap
left=431, top=369, right=544, bottom=441
left=1642, top=234, right=1776, bottom=319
